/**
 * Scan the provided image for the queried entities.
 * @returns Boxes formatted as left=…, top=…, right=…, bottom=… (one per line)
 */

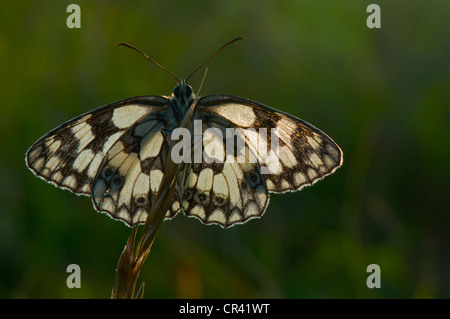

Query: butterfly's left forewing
left=25, top=96, right=173, bottom=222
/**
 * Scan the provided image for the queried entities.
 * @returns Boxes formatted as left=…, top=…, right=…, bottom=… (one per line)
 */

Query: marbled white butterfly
left=25, top=38, right=343, bottom=228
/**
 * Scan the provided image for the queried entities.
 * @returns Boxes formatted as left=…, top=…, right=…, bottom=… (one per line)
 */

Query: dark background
left=1, top=0, right=449, bottom=298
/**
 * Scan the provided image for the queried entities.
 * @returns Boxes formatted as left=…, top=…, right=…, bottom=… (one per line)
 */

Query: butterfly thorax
left=169, top=80, right=195, bottom=123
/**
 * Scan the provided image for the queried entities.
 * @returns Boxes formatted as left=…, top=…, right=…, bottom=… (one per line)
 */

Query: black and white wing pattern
left=175, top=125, right=270, bottom=227
left=199, top=95, right=342, bottom=191
left=26, top=82, right=342, bottom=228
left=174, top=95, right=343, bottom=227
left=26, top=96, right=181, bottom=225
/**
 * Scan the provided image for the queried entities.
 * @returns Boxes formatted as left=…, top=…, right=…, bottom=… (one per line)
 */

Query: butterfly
left=25, top=38, right=343, bottom=228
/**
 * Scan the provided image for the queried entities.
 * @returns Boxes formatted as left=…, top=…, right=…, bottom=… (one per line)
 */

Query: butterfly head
left=170, top=80, right=196, bottom=122
left=172, top=80, right=194, bottom=103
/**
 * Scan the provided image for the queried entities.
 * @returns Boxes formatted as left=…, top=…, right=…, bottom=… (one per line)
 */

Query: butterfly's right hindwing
left=174, top=115, right=270, bottom=228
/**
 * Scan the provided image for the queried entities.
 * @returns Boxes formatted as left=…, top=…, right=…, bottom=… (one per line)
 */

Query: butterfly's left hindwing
left=91, top=115, right=181, bottom=226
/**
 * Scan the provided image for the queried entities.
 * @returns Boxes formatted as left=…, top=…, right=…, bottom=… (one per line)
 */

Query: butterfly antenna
left=118, top=42, right=179, bottom=82
left=185, top=36, right=245, bottom=82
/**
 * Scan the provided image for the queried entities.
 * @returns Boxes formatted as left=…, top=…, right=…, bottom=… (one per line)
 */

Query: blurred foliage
left=0, top=0, right=449, bottom=298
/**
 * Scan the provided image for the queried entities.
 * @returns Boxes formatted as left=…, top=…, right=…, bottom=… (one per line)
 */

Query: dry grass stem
left=112, top=90, right=199, bottom=299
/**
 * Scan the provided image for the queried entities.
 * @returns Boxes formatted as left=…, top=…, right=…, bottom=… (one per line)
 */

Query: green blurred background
left=1, top=0, right=449, bottom=298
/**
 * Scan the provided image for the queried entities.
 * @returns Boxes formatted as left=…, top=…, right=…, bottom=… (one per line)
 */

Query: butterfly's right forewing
left=198, top=95, right=343, bottom=194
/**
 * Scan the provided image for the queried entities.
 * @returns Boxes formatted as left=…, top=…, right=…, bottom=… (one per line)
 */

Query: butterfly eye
left=186, top=85, right=193, bottom=96
left=173, top=85, right=192, bottom=98
left=173, top=85, right=180, bottom=97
